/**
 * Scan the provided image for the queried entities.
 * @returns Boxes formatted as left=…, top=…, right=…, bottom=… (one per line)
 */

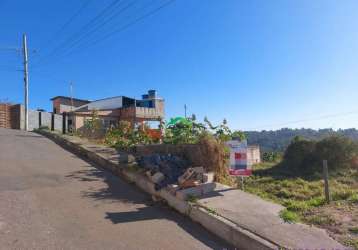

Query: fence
left=0, top=103, right=64, bottom=132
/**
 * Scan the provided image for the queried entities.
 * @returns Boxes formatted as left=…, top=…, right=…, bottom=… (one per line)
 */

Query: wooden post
left=237, top=176, right=244, bottom=191
left=51, top=113, right=54, bottom=131
left=323, top=160, right=330, bottom=203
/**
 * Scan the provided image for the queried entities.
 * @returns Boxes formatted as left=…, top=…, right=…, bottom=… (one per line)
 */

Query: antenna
left=70, top=81, right=74, bottom=112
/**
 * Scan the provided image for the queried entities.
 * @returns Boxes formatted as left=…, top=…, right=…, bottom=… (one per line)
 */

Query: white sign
left=226, top=140, right=252, bottom=176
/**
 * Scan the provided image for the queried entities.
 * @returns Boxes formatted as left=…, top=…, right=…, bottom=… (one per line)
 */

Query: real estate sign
left=226, top=140, right=252, bottom=176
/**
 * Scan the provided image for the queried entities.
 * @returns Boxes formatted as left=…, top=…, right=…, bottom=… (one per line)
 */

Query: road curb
left=37, top=130, right=279, bottom=250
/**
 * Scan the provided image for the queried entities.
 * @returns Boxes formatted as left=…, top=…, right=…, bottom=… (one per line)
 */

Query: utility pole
left=184, top=104, right=187, bottom=118
left=22, top=34, right=29, bottom=131
left=70, top=82, right=74, bottom=112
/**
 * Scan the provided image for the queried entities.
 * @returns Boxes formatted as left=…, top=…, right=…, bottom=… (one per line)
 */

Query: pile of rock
left=138, top=154, right=213, bottom=191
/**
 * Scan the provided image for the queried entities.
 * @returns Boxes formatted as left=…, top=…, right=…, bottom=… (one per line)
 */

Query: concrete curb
left=37, top=130, right=279, bottom=250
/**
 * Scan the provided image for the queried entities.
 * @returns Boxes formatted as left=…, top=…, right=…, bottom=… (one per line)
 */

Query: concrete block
left=150, top=172, right=165, bottom=184
left=203, top=172, right=215, bottom=183
left=176, top=182, right=217, bottom=201
left=192, top=166, right=204, bottom=174
left=119, top=154, right=136, bottom=163
left=178, top=168, right=195, bottom=185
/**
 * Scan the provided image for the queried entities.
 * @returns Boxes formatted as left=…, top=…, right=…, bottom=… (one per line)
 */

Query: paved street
left=0, top=128, right=231, bottom=250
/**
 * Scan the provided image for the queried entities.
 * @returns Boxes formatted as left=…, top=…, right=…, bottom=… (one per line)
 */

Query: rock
left=192, top=166, right=205, bottom=174
left=180, top=179, right=199, bottom=189
left=150, top=172, right=165, bottom=184
left=120, top=153, right=136, bottom=163
left=178, top=168, right=195, bottom=185
left=203, top=172, right=215, bottom=183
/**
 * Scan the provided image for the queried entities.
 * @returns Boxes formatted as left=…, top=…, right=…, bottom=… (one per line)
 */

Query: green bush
left=104, top=121, right=153, bottom=150
left=283, top=135, right=358, bottom=175
left=280, top=209, right=299, bottom=222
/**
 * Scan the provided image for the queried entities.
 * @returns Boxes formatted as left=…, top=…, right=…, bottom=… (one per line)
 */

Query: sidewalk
left=38, top=130, right=347, bottom=250
left=197, top=183, right=345, bottom=249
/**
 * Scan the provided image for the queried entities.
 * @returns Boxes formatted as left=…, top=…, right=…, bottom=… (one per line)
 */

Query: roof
left=73, top=96, right=125, bottom=112
left=50, top=96, right=90, bottom=103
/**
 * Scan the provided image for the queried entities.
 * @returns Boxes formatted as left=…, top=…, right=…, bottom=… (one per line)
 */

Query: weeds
left=279, top=209, right=299, bottom=223
left=186, top=194, right=198, bottom=203
left=205, top=207, right=218, bottom=215
left=349, top=227, right=358, bottom=234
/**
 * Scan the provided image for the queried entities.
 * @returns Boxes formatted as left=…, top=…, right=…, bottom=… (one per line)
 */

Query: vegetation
left=163, top=115, right=245, bottom=145
left=282, top=135, right=358, bottom=176
left=262, top=151, right=282, bottom=162
left=104, top=121, right=154, bottom=150
left=245, top=128, right=358, bottom=153
left=243, top=135, right=358, bottom=249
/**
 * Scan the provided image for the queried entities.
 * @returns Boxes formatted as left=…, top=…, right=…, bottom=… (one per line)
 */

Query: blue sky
left=1, top=0, right=357, bottom=131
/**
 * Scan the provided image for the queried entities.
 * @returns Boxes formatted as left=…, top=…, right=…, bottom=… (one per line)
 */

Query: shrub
left=104, top=121, right=153, bottom=150
left=283, top=135, right=358, bottom=175
left=283, top=136, right=316, bottom=173
left=263, top=152, right=282, bottom=162
left=315, top=136, right=358, bottom=171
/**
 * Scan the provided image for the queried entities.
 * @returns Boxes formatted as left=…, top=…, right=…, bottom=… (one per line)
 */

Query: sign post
left=226, top=140, right=252, bottom=190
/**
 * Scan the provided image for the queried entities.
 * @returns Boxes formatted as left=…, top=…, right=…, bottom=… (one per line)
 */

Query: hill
left=245, top=128, right=358, bottom=153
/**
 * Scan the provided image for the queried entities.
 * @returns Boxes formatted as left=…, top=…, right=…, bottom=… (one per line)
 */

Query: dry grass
left=242, top=162, right=358, bottom=249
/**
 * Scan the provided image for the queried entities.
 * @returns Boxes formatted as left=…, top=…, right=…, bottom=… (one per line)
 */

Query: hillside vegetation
left=245, top=128, right=358, bottom=152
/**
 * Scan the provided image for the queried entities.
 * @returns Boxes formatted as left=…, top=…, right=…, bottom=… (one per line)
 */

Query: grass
left=204, top=207, right=218, bottom=215
left=349, top=227, right=358, bottom=234
left=238, top=161, right=358, bottom=249
left=186, top=194, right=198, bottom=203
left=279, top=209, right=299, bottom=223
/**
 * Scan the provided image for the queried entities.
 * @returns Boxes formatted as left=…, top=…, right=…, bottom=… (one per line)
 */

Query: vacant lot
left=242, top=162, right=358, bottom=249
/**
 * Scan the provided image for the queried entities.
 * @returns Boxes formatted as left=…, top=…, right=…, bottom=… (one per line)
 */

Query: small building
left=51, top=90, right=164, bottom=132
left=247, top=145, right=261, bottom=165
left=50, top=96, right=90, bottom=114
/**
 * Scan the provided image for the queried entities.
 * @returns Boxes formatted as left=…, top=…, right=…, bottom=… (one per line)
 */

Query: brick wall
left=0, top=104, right=11, bottom=128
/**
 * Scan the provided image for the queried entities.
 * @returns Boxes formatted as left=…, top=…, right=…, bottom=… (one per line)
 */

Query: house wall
left=0, top=103, right=11, bottom=128
left=247, top=145, right=261, bottom=165
left=53, top=98, right=89, bottom=114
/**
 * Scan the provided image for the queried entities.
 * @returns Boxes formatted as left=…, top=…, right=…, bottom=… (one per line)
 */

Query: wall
left=54, top=114, right=63, bottom=131
left=247, top=146, right=261, bottom=165
left=28, top=110, right=40, bottom=131
left=0, top=104, right=11, bottom=128
left=41, top=112, right=52, bottom=128
left=0, top=103, right=65, bottom=132
left=135, top=144, right=207, bottom=169
left=135, top=143, right=261, bottom=170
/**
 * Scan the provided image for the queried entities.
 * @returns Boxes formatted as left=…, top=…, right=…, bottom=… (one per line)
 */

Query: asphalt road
left=0, top=128, right=232, bottom=250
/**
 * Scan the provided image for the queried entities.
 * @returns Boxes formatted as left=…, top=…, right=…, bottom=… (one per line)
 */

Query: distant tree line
left=245, top=128, right=358, bottom=153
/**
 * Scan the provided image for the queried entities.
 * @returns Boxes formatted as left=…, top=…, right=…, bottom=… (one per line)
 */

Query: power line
left=33, top=0, right=174, bottom=69
left=32, top=0, right=124, bottom=67
left=55, top=0, right=138, bottom=58
left=75, top=0, right=174, bottom=51
left=36, top=0, right=93, bottom=56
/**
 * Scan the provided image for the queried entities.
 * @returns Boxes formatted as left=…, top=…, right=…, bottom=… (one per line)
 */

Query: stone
left=150, top=172, right=165, bottom=184
left=178, top=168, right=195, bottom=185
left=203, top=172, right=215, bottom=183
left=192, top=166, right=205, bottom=174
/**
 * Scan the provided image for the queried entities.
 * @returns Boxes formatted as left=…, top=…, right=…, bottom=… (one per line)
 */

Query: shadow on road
left=65, top=155, right=232, bottom=249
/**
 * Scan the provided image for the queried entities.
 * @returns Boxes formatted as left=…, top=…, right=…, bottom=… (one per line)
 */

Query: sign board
left=226, top=140, right=252, bottom=176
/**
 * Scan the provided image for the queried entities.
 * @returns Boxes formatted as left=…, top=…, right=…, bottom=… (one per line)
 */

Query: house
left=50, top=96, right=90, bottom=114
left=51, top=90, right=164, bottom=132
left=247, top=145, right=261, bottom=165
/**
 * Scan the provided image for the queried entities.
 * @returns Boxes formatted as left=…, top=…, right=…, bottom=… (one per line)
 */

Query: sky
left=0, top=0, right=357, bottom=131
